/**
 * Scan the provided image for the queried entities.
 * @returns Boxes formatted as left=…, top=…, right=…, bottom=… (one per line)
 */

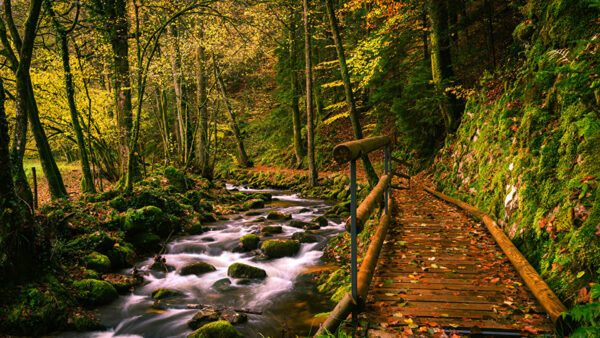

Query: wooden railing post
left=349, top=158, right=358, bottom=327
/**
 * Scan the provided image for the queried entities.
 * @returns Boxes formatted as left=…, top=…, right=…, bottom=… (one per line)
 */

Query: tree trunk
left=213, top=58, right=252, bottom=168
left=169, top=24, right=187, bottom=164
left=484, top=0, right=496, bottom=70
left=303, top=0, right=317, bottom=186
left=111, top=0, right=136, bottom=182
left=325, top=0, right=378, bottom=187
left=429, top=0, right=463, bottom=134
left=196, top=40, right=211, bottom=177
left=288, top=4, right=304, bottom=168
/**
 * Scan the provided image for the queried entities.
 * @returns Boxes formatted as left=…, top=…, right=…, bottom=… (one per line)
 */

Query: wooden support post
left=424, top=187, right=572, bottom=332
left=32, top=167, right=38, bottom=209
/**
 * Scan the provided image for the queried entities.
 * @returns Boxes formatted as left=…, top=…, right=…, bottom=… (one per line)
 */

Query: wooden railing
left=317, top=136, right=408, bottom=335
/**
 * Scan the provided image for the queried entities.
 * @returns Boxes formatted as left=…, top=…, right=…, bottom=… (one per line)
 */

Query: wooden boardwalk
left=364, top=183, right=554, bottom=336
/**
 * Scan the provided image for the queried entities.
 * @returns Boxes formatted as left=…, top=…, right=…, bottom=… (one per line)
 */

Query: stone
left=266, top=211, right=291, bottom=220
left=107, top=243, right=135, bottom=269
left=260, top=239, right=301, bottom=259
left=240, top=234, right=260, bottom=250
left=84, top=251, right=111, bottom=272
left=186, top=222, right=203, bottom=235
left=227, top=263, right=267, bottom=279
left=151, top=288, right=184, bottom=299
left=180, top=261, right=216, bottom=276
left=289, top=219, right=311, bottom=228
left=188, top=308, right=221, bottom=330
left=102, top=273, right=142, bottom=294
left=73, top=279, right=118, bottom=306
left=243, top=199, right=264, bottom=209
left=291, top=231, right=318, bottom=243
left=187, top=320, right=243, bottom=338
left=260, top=225, right=283, bottom=236
left=211, top=278, right=233, bottom=292
left=313, top=215, right=328, bottom=227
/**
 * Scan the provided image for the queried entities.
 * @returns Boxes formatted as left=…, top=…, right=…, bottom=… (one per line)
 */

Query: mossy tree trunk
left=48, top=1, right=96, bottom=194
left=213, top=57, right=252, bottom=168
left=303, top=0, right=318, bottom=187
left=325, top=0, right=379, bottom=188
left=288, top=4, right=304, bottom=168
left=429, top=0, right=463, bottom=134
left=1, top=0, right=67, bottom=201
left=196, top=32, right=212, bottom=178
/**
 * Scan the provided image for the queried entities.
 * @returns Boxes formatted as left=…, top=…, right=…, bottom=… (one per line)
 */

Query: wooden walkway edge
left=365, top=183, right=555, bottom=336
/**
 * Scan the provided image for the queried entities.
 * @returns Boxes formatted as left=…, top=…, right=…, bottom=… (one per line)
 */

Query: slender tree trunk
left=213, top=58, right=252, bottom=168
left=422, top=3, right=429, bottom=63
left=429, top=0, right=463, bottom=134
left=325, top=0, right=378, bottom=187
left=196, top=40, right=211, bottom=177
left=169, top=24, right=187, bottom=164
left=484, top=0, right=496, bottom=70
left=288, top=5, right=304, bottom=168
left=303, top=0, right=317, bottom=186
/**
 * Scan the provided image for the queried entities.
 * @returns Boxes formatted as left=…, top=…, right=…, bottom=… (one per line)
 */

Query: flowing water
left=62, top=186, right=343, bottom=338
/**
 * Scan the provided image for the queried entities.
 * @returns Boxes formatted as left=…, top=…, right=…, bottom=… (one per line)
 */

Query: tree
left=195, top=26, right=212, bottom=177
left=303, top=0, right=317, bottom=186
left=288, top=3, right=304, bottom=168
left=47, top=0, right=96, bottom=194
left=428, top=0, right=463, bottom=134
left=325, top=0, right=379, bottom=187
left=0, top=0, right=67, bottom=201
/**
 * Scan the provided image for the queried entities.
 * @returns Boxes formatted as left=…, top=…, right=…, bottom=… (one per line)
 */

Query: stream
left=62, top=186, right=343, bottom=337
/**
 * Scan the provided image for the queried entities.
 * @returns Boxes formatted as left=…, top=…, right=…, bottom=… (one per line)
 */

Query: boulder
left=289, top=219, right=311, bottom=229
left=164, top=166, right=190, bottom=192
left=84, top=251, right=111, bottom=272
left=108, top=195, right=127, bottom=212
left=260, top=225, right=283, bottom=236
left=185, top=222, right=203, bottom=235
left=251, top=192, right=272, bottom=202
left=151, top=288, right=184, bottom=300
left=266, top=211, right=291, bottom=220
left=103, top=273, right=141, bottom=294
left=261, top=239, right=301, bottom=259
left=227, top=263, right=267, bottom=279
left=211, top=278, right=233, bottom=292
left=291, top=231, right=318, bottom=243
left=243, top=199, right=264, bottom=209
left=73, top=279, right=118, bottom=306
left=123, top=206, right=173, bottom=237
left=188, top=308, right=221, bottom=330
left=187, top=320, right=243, bottom=338
left=107, top=243, right=135, bottom=269
left=313, top=215, right=328, bottom=227
left=151, top=300, right=167, bottom=310
left=244, top=210, right=262, bottom=216
left=71, top=313, right=105, bottom=331
left=240, top=234, right=260, bottom=250
left=180, top=261, right=216, bottom=276
left=130, top=233, right=161, bottom=253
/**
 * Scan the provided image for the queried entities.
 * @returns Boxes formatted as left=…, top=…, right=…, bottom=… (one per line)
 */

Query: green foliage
left=260, top=239, right=301, bottom=258
left=72, top=279, right=118, bottom=306
left=187, top=320, right=243, bottom=338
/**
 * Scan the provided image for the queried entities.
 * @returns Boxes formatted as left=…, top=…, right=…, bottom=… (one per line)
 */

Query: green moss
left=266, top=211, right=291, bottom=220
left=73, top=279, right=118, bottom=306
left=151, top=288, right=184, bottom=299
left=164, top=166, right=190, bottom=192
left=123, top=206, right=175, bottom=237
left=106, top=244, right=135, bottom=269
left=260, top=239, right=300, bottom=259
left=71, top=313, right=105, bottom=331
left=129, top=233, right=161, bottom=253
left=109, top=196, right=128, bottom=212
left=180, top=262, right=216, bottom=276
left=187, top=320, right=243, bottom=338
left=227, top=263, right=267, bottom=279
left=240, top=234, right=260, bottom=250
left=84, top=252, right=111, bottom=272
left=291, top=231, right=318, bottom=243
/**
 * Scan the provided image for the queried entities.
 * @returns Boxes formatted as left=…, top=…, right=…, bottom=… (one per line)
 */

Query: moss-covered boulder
left=82, top=269, right=100, bottom=280
left=187, top=320, right=243, bottom=338
left=261, top=239, right=301, bottom=259
left=313, top=215, right=328, bottom=227
left=240, top=234, right=260, bottom=250
left=187, top=308, right=221, bottom=330
left=184, top=222, right=203, bottom=235
left=151, top=288, right=184, bottom=300
left=65, top=231, right=117, bottom=253
left=107, top=243, right=135, bottom=268
left=289, top=219, right=311, bottom=228
left=164, top=166, right=190, bottom=192
left=251, top=192, right=272, bottom=201
left=123, top=206, right=169, bottom=236
left=292, top=231, right=318, bottom=243
left=266, top=211, right=291, bottom=220
left=103, top=273, right=141, bottom=294
left=71, top=313, right=105, bottom=331
left=130, top=233, right=162, bottom=253
left=260, top=225, right=282, bottom=236
left=180, top=261, right=216, bottom=276
left=227, top=263, right=267, bottom=279
left=108, top=195, right=128, bottom=212
left=84, top=251, right=111, bottom=272
left=73, top=279, right=118, bottom=306
left=243, top=199, right=264, bottom=209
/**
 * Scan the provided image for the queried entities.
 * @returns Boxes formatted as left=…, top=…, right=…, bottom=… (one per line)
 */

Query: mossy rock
left=82, top=269, right=100, bottom=280
left=107, top=243, right=135, bottom=268
left=130, top=233, right=162, bottom=253
left=151, top=288, right=184, bottom=300
left=260, top=239, right=301, bottom=259
left=289, top=220, right=311, bottom=229
left=103, top=273, right=141, bottom=294
left=108, top=196, right=128, bottom=212
left=240, top=234, right=260, bottom=250
left=211, top=278, right=233, bottom=292
left=260, top=225, right=283, bottom=236
left=266, top=211, right=291, bottom=220
left=313, top=216, right=328, bottom=227
left=291, top=231, right=318, bottom=243
left=73, top=279, right=118, bottom=306
left=227, top=263, right=267, bottom=279
left=187, top=308, right=221, bottom=330
left=180, top=261, right=216, bottom=276
left=187, top=320, right=243, bottom=338
left=243, top=199, right=264, bottom=209
left=71, top=313, right=105, bottom=331
left=244, top=210, right=262, bottom=216
left=251, top=192, right=272, bottom=201
left=124, top=206, right=175, bottom=237
left=185, top=222, right=204, bottom=235
left=84, top=251, right=111, bottom=272
left=164, top=166, right=191, bottom=192
left=66, top=231, right=117, bottom=253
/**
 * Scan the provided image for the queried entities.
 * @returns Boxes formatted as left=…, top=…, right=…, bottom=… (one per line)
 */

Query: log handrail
left=333, top=136, right=391, bottom=164
left=344, top=173, right=392, bottom=233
